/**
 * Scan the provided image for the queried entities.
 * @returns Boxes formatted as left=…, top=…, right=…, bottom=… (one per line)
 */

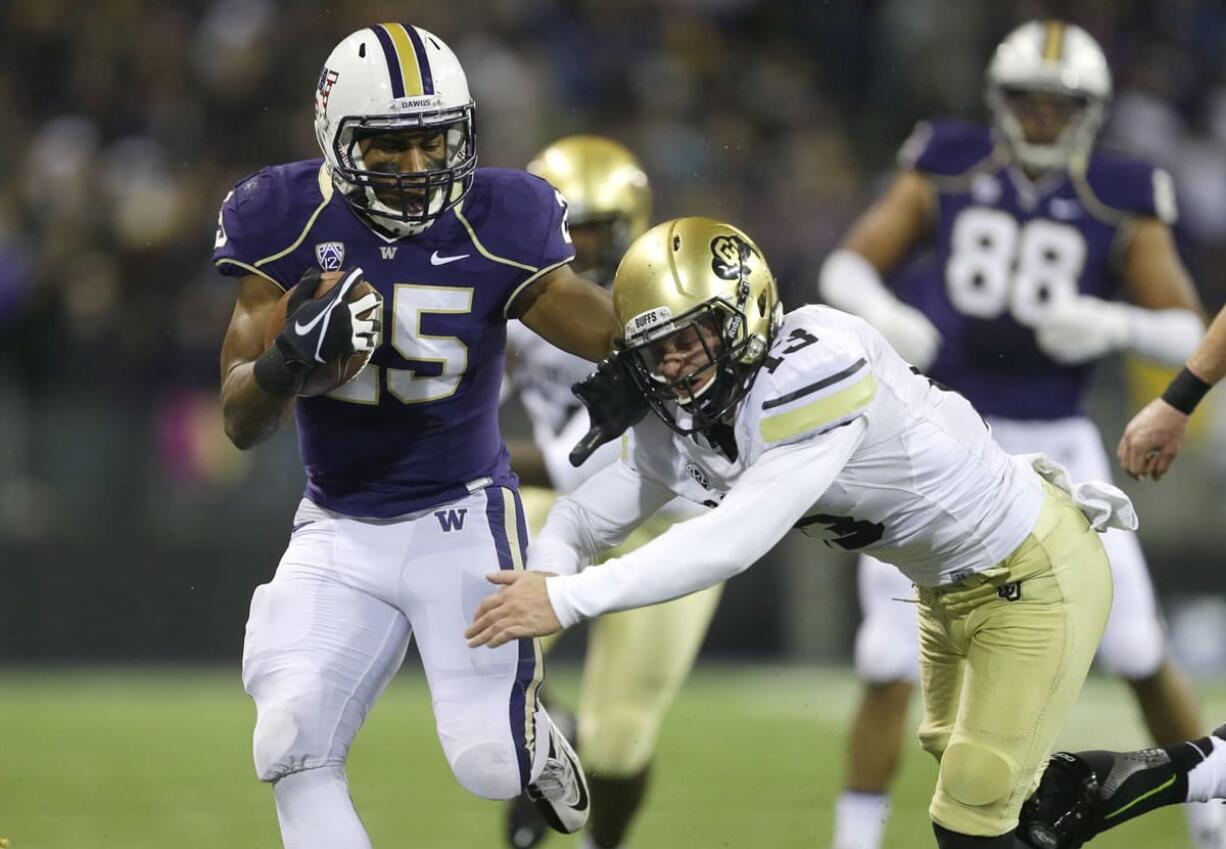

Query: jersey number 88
left=945, top=207, right=1086, bottom=326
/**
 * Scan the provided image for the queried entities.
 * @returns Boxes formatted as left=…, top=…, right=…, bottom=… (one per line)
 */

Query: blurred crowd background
left=5, top=0, right=1226, bottom=664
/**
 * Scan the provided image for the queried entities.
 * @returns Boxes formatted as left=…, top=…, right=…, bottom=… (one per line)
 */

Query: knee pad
left=450, top=741, right=524, bottom=800
left=253, top=705, right=331, bottom=782
left=940, top=741, right=1017, bottom=809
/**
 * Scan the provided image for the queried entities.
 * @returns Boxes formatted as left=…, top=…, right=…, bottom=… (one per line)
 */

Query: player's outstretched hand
left=1117, top=397, right=1189, bottom=480
left=276, top=267, right=381, bottom=366
left=568, top=353, right=649, bottom=467
left=466, top=571, right=562, bottom=648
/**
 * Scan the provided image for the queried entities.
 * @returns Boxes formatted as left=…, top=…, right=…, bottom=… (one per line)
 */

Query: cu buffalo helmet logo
left=710, top=235, right=753, bottom=281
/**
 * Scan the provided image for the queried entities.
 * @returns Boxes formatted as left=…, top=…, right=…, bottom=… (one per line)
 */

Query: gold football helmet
left=613, top=217, right=781, bottom=434
left=527, top=135, right=651, bottom=281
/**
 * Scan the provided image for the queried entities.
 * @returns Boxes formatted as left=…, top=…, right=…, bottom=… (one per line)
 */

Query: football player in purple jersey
left=214, top=25, right=615, bottom=849
left=817, top=20, right=1220, bottom=849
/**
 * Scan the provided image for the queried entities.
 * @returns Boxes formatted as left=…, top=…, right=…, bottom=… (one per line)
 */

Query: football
left=263, top=270, right=382, bottom=397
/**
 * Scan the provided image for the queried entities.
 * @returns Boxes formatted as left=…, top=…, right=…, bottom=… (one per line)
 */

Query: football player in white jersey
left=465, top=217, right=1141, bottom=848
left=817, top=21, right=1218, bottom=849
left=502, top=136, right=720, bottom=849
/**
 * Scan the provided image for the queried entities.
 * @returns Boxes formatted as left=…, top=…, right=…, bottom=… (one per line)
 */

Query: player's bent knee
left=939, top=741, right=1016, bottom=809
left=450, top=741, right=524, bottom=800
left=252, top=706, right=331, bottom=782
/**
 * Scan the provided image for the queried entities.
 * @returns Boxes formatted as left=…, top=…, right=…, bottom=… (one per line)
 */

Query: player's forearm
left=546, top=423, right=865, bottom=626
left=1187, top=305, right=1226, bottom=386
left=1123, top=306, right=1204, bottom=366
left=221, top=358, right=297, bottom=450
left=819, top=249, right=895, bottom=315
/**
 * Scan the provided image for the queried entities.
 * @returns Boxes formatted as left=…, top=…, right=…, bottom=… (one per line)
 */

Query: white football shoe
left=525, top=717, right=589, bottom=834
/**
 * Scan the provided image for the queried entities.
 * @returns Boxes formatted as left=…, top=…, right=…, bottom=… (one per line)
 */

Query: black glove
left=253, top=267, right=380, bottom=397
left=568, top=353, right=650, bottom=467
left=275, top=266, right=379, bottom=366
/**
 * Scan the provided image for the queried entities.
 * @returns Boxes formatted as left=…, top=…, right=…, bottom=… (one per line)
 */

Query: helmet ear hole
left=757, top=292, right=767, bottom=317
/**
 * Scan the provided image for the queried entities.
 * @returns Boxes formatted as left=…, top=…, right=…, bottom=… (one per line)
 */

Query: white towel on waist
left=1019, top=453, right=1139, bottom=533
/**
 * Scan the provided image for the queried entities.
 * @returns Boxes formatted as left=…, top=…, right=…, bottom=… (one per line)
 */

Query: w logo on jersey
left=315, top=241, right=345, bottom=271
left=435, top=508, right=468, bottom=532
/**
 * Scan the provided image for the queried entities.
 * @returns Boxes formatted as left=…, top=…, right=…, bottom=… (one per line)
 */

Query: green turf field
left=0, top=665, right=1217, bottom=848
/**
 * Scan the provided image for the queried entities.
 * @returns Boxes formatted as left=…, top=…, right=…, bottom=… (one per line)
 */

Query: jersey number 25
left=945, top=207, right=1086, bottom=326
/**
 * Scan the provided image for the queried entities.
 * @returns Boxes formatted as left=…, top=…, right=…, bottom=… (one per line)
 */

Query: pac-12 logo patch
left=315, top=241, right=345, bottom=271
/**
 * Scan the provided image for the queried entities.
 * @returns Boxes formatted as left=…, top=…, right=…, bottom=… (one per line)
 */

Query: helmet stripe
left=369, top=25, right=406, bottom=98
left=382, top=23, right=426, bottom=97
left=1042, top=20, right=1066, bottom=62
left=404, top=26, right=435, bottom=95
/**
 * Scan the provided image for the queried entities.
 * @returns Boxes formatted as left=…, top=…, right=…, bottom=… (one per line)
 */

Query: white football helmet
left=985, top=20, right=1111, bottom=172
left=314, top=24, right=476, bottom=235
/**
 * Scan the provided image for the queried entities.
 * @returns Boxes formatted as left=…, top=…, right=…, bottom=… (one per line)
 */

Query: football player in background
left=466, top=216, right=1147, bottom=849
left=214, top=25, right=616, bottom=849
left=501, top=135, right=720, bottom=849
left=816, top=21, right=1219, bottom=849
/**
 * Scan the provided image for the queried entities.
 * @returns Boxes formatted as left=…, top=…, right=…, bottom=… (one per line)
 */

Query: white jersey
left=627, top=305, right=1045, bottom=587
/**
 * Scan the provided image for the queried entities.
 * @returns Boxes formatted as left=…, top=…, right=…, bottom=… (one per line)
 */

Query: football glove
left=276, top=266, right=381, bottom=366
left=1034, top=296, right=1130, bottom=365
left=568, top=353, right=650, bottom=467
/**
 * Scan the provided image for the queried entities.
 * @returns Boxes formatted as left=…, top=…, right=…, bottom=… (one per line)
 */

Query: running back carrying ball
left=263, top=267, right=382, bottom=396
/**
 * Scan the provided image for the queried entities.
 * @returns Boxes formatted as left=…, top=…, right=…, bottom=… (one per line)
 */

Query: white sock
left=831, top=791, right=890, bottom=849
left=1186, top=799, right=1226, bottom=849
left=273, top=765, right=372, bottom=849
left=1186, top=736, right=1226, bottom=804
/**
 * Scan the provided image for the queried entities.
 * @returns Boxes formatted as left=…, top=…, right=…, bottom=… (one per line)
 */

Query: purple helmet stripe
left=369, top=26, right=405, bottom=99
left=405, top=26, right=435, bottom=95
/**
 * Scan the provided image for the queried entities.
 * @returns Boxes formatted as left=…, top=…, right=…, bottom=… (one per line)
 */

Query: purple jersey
left=213, top=161, right=574, bottom=517
left=892, top=120, right=1177, bottom=420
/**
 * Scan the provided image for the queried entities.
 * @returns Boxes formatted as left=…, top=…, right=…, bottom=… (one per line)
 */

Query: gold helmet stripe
left=1042, top=20, right=1066, bottom=62
left=377, top=23, right=428, bottom=97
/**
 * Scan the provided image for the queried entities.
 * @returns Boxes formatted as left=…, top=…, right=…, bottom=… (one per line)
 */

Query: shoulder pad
left=212, top=160, right=330, bottom=286
left=458, top=168, right=574, bottom=272
left=1080, top=152, right=1177, bottom=223
left=898, top=119, right=995, bottom=178
left=747, top=307, right=876, bottom=447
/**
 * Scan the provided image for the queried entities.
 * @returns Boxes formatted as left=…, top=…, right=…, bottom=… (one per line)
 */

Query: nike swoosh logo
left=562, top=746, right=589, bottom=812
left=430, top=251, right=469, bottom=266
left=294, top=310, right=328, bottom=336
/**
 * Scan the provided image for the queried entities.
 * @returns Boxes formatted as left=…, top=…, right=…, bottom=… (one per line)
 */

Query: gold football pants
left=916, top=481, right=1113, bottom=836
left=519, top=485, right=721, bottom=776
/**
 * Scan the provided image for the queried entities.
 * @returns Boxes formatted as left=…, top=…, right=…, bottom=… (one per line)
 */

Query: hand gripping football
left=263, top=270, right=382, bottom=396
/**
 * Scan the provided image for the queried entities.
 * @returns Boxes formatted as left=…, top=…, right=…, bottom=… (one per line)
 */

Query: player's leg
left=576, top=581, right=723, bottom=849
left=832, top=554, right=921, bottom=849
left=408, top=486, right=588, bottom=832
left=925, top=483, right=1112, bottom=846
left=242, top=500, right=412, bottom=849
left=1019, top=724, right=1226, bottom=848
left=1060, top=420, right=1224, bottom=847
left=503, top=484, right=574, bottom=848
